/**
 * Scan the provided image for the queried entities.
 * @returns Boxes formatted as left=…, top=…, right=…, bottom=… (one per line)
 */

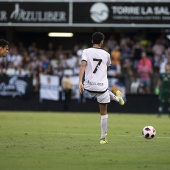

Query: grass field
left=0, top=111, right=170, bottom=170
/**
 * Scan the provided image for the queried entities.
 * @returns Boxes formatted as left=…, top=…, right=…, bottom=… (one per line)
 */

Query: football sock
left=158, top=106, right=163, bottom=117
left=108, top=90, right=119, bottom=103
left=100, top=114, right=108, bottom=139
left=158, top=106, right=163, bottom=112
left=158, top=102, right=165, bottom=117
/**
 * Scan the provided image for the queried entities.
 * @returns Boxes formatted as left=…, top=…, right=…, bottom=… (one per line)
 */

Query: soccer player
left=79, top=32, right=124, bottom=144
left=155, top=63, right=170, bottom=117
left=0, top=39, right=9, bottom=57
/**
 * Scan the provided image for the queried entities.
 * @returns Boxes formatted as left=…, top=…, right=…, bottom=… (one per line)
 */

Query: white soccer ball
left=142, top=126, right=156, bottom=139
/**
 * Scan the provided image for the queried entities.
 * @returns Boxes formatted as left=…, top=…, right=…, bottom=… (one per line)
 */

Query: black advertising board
left=73, top=2, right=170, bottom=26
left=0, top=2, right=69, bottom=25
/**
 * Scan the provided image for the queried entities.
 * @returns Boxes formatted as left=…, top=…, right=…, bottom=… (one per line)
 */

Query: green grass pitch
left=0, top=111, right=170, bottom=170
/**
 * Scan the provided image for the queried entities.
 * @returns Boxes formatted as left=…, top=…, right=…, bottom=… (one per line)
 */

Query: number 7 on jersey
left=93, top=58, right=102, bottom=73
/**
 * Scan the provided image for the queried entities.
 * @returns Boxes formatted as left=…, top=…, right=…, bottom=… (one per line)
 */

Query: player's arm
left=155, top=79, right=161, bottom=95
left=107, top=55, right=111, bottom=71
left=107, top=66, right=111, bottom=71
left=79, top=60, right=87, bottom=93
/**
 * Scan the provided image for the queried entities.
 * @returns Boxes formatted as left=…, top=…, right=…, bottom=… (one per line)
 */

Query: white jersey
left=81, top=48, right=111, bottom=92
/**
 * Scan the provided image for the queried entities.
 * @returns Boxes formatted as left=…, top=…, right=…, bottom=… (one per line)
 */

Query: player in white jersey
left=82, top=47, right=110, bottom=93
left=79, top=32, right=124, bottom=144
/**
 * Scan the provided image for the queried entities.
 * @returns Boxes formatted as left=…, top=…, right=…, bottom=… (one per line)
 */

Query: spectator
left=0, top=64, right=5, bottom=76
left=61, top=73, right=73, bottom=111
left=46, top=42, right=55, bottom=60
left=132, top=41, right=143, bottom=70
left=10, top=47, right=22, bottom=68
left=167, top=55, right=170, bottom=65
left=29, top=55, right=40, bottom=93
left=137, top=52, right=153, bottom=94
left=108, top=45, right=121, bottom=77
left=152, top=39, right=165, bottom=72
left=28, top=42, right=38, bottom=58
left=21, top=50, right=31, bottom=72
left=121, top=43, right=133, bottom=63
left=159, top=52, right=168, bottom=74
left=65, top=52, right=77, bottom=69
left=44, top=64, right=53, bottom=75
left=111, top=45, right=121, bottom=66
left=29, top=55, right=40, bottom=74
left=122, top=58, right=134, bottom=93
left=15, top=64, right=28, bottom=76
left=106, top=34, right=117, bottom=52
left=41, top=55, right=50, bottom=71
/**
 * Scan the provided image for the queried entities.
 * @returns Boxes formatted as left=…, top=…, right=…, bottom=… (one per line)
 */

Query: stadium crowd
left=0, top=32, right=170, bottom=94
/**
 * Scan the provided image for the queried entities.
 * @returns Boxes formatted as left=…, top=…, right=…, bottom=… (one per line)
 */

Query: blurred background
left=0, top=0, right=170, bottom=114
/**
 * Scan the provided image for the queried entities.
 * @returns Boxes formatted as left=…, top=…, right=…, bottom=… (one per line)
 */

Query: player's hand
left=79, top=83, right=84, bottom=94
left=155, top=87, right=159, bottom=95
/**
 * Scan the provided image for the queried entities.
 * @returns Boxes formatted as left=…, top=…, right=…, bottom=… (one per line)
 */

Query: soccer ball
left=142, top=126, right=156, bottom=139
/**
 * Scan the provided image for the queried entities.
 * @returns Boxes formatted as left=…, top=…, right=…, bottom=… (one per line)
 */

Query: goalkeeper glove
left=155, top=87, right=160, bottom=95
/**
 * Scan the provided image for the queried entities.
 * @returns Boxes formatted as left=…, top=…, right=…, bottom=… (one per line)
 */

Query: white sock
left=100, top=114, right=108, bottom=139
left=108, top=90, right=119, bottom=103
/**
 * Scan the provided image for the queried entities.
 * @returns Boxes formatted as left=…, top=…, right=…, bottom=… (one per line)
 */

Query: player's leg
left=115, top=90, right=125, bottom=105
left=108, top=90, right=124, bottom=105
left=96, top=91, right=110, bottom=144
left=158, top=101, right=165, bottom=117
left=158, top=91, right=167, bottom=117
left=99, top=103, right=108, bottom=144
left=111, top=86, right=120, bottom=94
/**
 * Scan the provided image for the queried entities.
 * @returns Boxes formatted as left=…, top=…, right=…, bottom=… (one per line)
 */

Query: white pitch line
left=136, top=136, right=170, bottom=139
left=7, top=131, right=170, bottom=139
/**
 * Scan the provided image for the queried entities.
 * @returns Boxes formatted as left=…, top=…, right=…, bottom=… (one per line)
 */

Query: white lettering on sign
left=141, top=7, right=153, bottom=15
left=0, top=11, right=7, bottom=21
left=154, top=7, right=170, bottom=15
left=10, top=3, right=66, bottom=22
left=111, top=6, right=170, bottom=16
left=111, top=6, right=140, bottom=15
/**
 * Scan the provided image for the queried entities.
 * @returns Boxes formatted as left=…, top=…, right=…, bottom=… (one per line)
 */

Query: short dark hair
left=92, top=32, right=105, bottom=44
left=0, top=39, right=9, bottom=48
